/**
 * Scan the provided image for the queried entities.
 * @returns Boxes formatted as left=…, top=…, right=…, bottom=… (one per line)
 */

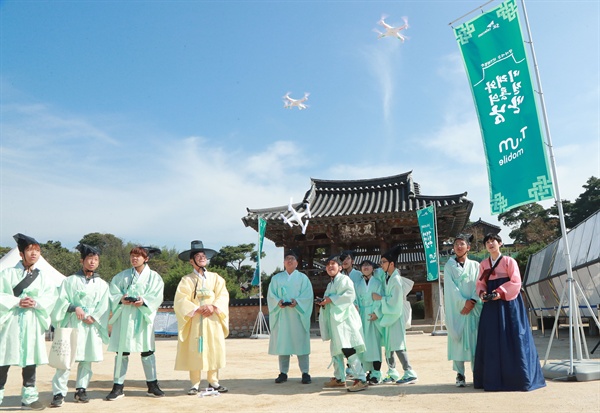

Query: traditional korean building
left=242, top=171, right=473, bottom=321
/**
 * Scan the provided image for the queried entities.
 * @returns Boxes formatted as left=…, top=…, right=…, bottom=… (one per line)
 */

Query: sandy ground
left=1, top=329, right=599, bottom=413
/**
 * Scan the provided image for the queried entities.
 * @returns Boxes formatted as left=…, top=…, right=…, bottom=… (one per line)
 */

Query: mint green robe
left=319, top=274, right=365, bottom=357
left=379, top=269, right=407, bottom=354
left=107, top=266, right=164, bottom=353
left=354, top=275, right=384, bottom=362
left=51, top=272, right=110, bottom=362
left=267, top=270, right=313, bottom=356
left=0, top=263, right=58, bottom=366
left=443, top=256, right=482, bottom=362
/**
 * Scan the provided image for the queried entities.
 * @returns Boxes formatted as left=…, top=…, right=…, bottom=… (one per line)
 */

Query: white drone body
left=283, top=92, right=310, bottom=110
left=375, top=16, right=409, bottom=42
left=280, top=198, right=312, bottom=234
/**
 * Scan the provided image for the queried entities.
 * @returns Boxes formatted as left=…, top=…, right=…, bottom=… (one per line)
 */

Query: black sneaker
left=208, top=384, right=228, bottom=393
left=21, top=400, right=46, bottom=410
left=50, top=394, right=64, bottom=408
left=187, top=387, right=198, bottom=395
left=105, top=383, right=124, bottom=401
left=74, top=388, right=89, bottom=403
left=301, top=373, right=311, bottom=384
left=275, top=373, right=288, bottom=383
left=146, top=380, right=165, bottom=397
left=456, top=373, right=466, bottom=387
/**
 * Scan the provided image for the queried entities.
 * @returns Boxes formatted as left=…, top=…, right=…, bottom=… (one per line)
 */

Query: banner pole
left=520, top=0, right=582, bottom=377
left=432, top=203, right=446, bottom=335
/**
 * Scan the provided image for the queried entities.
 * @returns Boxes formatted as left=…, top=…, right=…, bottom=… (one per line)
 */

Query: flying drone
left=283, top=92, right=310, bottom=110
left=375, top=16, right=409, bottom=42
left=280, top=198, right=311, bottom=234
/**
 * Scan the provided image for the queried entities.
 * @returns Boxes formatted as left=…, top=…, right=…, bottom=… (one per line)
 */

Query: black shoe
left=187, top=387, right=198, bottom=395
left=208, top=384, right=228, bottom=393
left=275, top=373, right=288, bottom=383
left=50, top=394, right=64, bottom=408
left=105, top=383, right=124, bottom=401
left=21, top=400, right=46, bottom=410
left=301, top=373, right=311, bottom=384
left=146, top=380, right=165, bottom=397
left=74, top=388, right=89, bottom=403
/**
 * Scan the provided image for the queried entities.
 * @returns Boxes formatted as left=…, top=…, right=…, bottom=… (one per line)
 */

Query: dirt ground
left=1, top=329, right=599, bottom=413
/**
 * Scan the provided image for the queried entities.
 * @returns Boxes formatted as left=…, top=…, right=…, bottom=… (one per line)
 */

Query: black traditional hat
left=178, top=240, right=217, bottom=261
left=76, top=243, right=101, bottom=259
left=339, top=250, right=355, bottom=261
left=324, top=254, right=343, bottom=266
left=381, top=245, right=401, bottom=263
left=284, top=249, right=300, bottom=260
left=13, top=233, right=40, bottom=252
left=454, top=233, right=474, bottom=245
left=139, top=246, right=162, bottom=259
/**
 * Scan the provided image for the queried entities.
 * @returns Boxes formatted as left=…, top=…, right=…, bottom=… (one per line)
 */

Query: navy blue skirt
left=473, top=277, right=546, bottom=391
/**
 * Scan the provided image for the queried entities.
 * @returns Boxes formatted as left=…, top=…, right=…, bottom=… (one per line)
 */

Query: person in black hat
left=0, top=233, right=58, bottom=410
left=443, top=234, right=482, bottom=388
left=105, top=246, right=165, bottom=401
left=50, top=244, right=110, bottom=407
left=173, top=241, right=230, bottom=395
left=267, top=249, right=313, bottom=385
left=372, top=245, right=418, bottom=385
left=317, top=255, right=368, bottom=392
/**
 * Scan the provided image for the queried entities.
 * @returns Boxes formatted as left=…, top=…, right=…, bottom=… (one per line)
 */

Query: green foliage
left=0, top=246, right=11, bottom=259
left=551, top=176, right=600, bottom=229
left=40, top=240, right=80, bottom=276
left=498, top=203, right=559, bottom=245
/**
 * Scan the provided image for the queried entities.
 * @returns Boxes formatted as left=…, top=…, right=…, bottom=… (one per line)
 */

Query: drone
left=280, top=198, right=312, bottom=234
left=283, top=92, right=310, bottom=110
left=375, top=16, right=409, bottom=42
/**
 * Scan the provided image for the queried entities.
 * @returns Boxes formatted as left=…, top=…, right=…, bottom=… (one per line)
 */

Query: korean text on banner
left=454, top=0, right=553, bottom=214
left=251, top=217, right=267, bottom=286
left=417, top=205, right=439, bottom=281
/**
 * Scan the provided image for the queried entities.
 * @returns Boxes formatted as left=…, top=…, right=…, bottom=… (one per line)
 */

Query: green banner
left=251, top=217, right=267, bottom=286
left=454, top=0, right=553, bottom=214
left=417, top=205, right=439, bottom=281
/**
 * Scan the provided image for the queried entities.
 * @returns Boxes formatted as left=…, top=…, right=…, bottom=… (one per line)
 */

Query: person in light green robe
left=267, top=250, right=313, bottom=384
left=354, top=260, right=384, bottom=383
left=0, top=233, right=58, bottom=410
left=105, top=246, right=165, bottom=401
left=318, top=255, right=368, bottom=392
left=50, top=244, right=110, bottom=406
left=372, top=246, right=418, bottom=385
left=443, top=234, right=482, bottom=387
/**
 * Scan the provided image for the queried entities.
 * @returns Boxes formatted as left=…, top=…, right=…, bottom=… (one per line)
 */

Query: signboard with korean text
left=454, top=0, right=553, bottom=214
left=417, top=205, right=439, bottom=282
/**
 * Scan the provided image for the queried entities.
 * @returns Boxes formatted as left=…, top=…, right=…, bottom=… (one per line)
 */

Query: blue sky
left=1, top=0, right=598, bottom=275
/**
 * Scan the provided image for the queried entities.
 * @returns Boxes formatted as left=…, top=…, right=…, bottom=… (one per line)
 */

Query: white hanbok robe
left=267, top=270, right=313, bottom=356
left=354, top=275, right=384, bottom=362
left=319, top=274, right=365, bottom=357
left=379, top=269, right=407, bottom=354
left=0, top=263, right=58, bottom=366
left=51, top=272, right=110, bottom=362
left=107, top=265, right=164, bottom=353
left=443, top=256, right=482, bottom=363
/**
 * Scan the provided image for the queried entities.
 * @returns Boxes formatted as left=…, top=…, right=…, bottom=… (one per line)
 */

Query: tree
left=498, top=203, right=559, bottom=245
left=41, top=240, right=80, bottom=276
left=210, top=243, right=264, bottom=284
left=551, top=176, right=600, bottom=229
left=0, top=246, right=10, bottom=259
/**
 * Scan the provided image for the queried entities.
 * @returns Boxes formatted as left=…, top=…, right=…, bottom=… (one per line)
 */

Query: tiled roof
left=242, top=171, right=473, bottom=246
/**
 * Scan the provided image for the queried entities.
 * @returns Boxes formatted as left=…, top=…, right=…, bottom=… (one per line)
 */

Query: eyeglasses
left=380, top=260, right=389, bottom=265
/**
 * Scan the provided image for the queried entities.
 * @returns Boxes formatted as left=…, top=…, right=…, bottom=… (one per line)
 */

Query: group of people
left=267, top=246, right=417, bottom=392
left=0, top=230, right=546, bottom=409
left=444, top=233, right=546, bottom=392
left=0, top=235, right=229, bottom=410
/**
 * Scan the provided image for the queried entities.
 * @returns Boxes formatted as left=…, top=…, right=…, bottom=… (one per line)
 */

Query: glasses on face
left=380, top=260, right=389, bottom=265
left=284, top=257, right=297, bottom=262
left=194, top=253, right=208, bottom=260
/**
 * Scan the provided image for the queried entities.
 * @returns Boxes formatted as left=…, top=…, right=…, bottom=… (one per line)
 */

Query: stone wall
left=228, top=299, right=269, bottom=338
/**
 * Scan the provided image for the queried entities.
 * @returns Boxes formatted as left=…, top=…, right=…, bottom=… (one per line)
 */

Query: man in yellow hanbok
left=174, top=240, right=229, bottom=395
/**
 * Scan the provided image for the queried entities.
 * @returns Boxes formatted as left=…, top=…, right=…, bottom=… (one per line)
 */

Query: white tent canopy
left=0, top=247, right=65, bottom=287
